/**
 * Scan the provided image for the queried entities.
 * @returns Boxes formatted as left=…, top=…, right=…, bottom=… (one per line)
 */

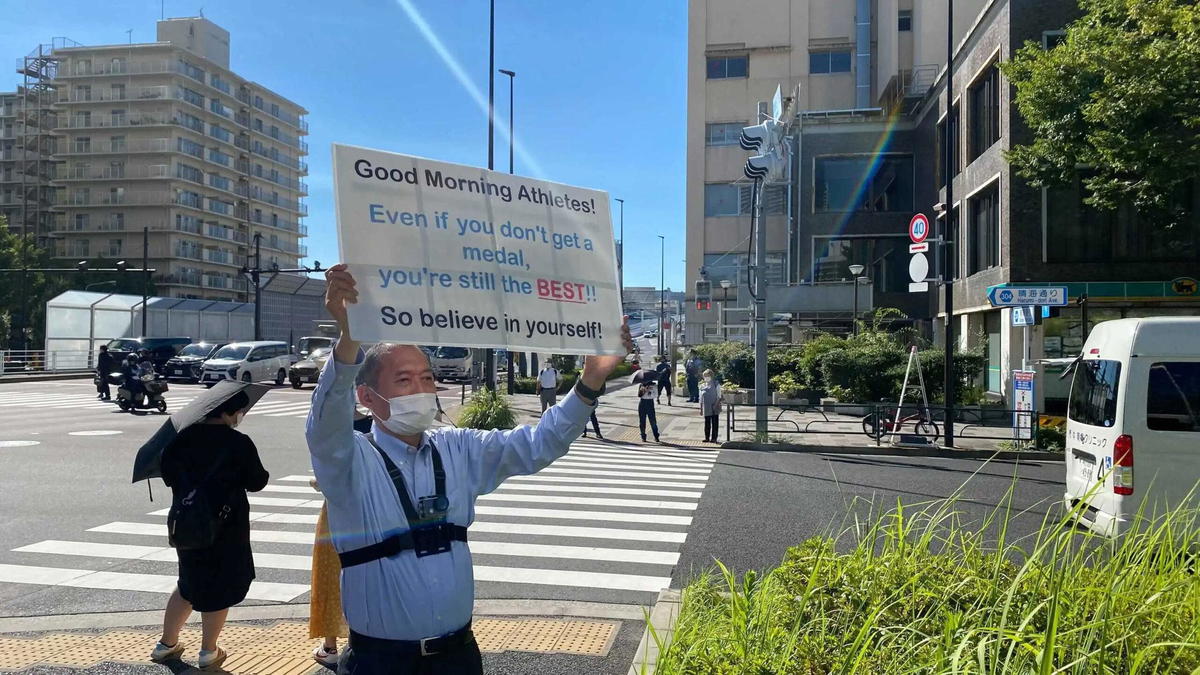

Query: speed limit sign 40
left=909, top=213, right=930, bottom=244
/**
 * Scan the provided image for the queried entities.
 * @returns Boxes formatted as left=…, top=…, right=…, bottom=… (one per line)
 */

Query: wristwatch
left=574, top=379, right=606, bottom=402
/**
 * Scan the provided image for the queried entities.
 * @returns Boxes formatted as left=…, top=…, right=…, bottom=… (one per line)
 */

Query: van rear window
left=1069, top=359, right=1121, bottom=428
left=1147, top=362, right=1200, bottom=432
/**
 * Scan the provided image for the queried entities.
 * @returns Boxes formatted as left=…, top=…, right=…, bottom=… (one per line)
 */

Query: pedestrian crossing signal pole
left=741, top=111, right=788, bottom=436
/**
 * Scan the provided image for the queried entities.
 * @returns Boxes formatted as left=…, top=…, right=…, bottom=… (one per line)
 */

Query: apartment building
left=1, top=17, right=308, bottom=302
left=687, top=0, right=1200, bottom=408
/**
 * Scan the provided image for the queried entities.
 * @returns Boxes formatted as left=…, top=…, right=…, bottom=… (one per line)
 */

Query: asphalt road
left=673, top=448, right=1066, bottom=585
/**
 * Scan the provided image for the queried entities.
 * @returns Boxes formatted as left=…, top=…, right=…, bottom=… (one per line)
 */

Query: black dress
left=161, top=424, right=269, bottom=612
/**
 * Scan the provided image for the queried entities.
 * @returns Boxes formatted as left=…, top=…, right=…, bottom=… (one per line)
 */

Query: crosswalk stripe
left=568, top=445, right=719, bottom=462
left=0, top=563, right=308, bottom=602
left=561, top=452, right=716, bottom=469
left=477, top=493, right=697, bottom=511
left=277, top=475, right=316, bottom=482
left=493, top=483, right=702, bottom=499
left=260, top=485, right=320, bottom=495
left=472, top=505, right=692, bottom=526
left=505, top=474, right=705, bottom=489
left=14, top=540, right=313, bottom=571
left=250, top=496, right=323, bottom=508
left=473, top=565, right=669, bottom=593
left=538, top=467, right=709, bottom=482
left=470, top=521, right=686, bottom=543
left=90, top=521, right=314, bottom=544
left=552, top=459, right=712, bottom=475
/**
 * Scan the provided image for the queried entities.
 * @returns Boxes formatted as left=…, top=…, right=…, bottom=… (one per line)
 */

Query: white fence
left=0, top=350, right=94, bottom=374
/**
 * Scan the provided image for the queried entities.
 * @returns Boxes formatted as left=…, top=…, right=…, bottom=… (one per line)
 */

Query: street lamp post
left=849, top=263, right=865, bottom=336
left=658, top=235, right=665, bottom=357
left=483, top=0, right=497, bottom=391
left=718, top=279, right=732, bottom=341
left=499, top=67, right=516, bottom=392
left=615, top=198, right=624, bottom=311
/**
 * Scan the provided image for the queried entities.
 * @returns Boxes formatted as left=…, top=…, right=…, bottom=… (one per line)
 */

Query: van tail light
left=1113, top=434, right=1134, bottom=496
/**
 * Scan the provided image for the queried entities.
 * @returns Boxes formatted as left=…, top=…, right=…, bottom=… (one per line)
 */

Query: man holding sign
left=306, top=264, right=632, bottom=674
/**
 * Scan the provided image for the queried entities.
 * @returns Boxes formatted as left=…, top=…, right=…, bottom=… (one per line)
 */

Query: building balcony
left=249, top=212, right=304, bottom=235
left=56, top=138, right=172, bottom=155
left=57, top=85, right=173, bottom=105
left=55, top=164, right=171, bottom=181
left=58, top=190, right=174, bottom=207
left=53, top=111, right=176, bottom=132
left=261, top=238, right=306, bottom=256
left=159, top=272, right=204, bottom=287
left=250, top=144, right=306, bottom=173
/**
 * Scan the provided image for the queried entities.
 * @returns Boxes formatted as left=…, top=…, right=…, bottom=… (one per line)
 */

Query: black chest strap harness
left=337, top=434, right=467, bottom=568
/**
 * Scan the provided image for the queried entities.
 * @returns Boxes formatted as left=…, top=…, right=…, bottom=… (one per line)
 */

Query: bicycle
left=862, top=407, right=940, bottom=440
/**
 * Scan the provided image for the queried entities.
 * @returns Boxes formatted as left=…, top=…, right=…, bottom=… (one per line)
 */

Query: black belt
left=349, top=622, right=474, bottom=657
left=338, top=523, right=467, bottom=568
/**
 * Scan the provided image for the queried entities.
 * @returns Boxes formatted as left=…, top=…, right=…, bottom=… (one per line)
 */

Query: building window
left=814, top=155, right=914, bottom=212
left=180, top=87, right=204, bottom=108
left=813, top=236, right=908, bottom=292
left=178, top=112, right=205, bottom=133
left=178, top=190, right=203, bottom=209
left=935, top=104, right=960, bottom=187
left=210, top=73, right=231, bottom=94
left=178, top=137, right=204, bottom=158
left=110, top=109, right=125, bottom=126
left=74, top=213, right=89, bottom=230
left=106, top=238, right=122, bottom=257
left=968, top=182, right=1000, bottom=274
left=110, top=135, right=125, bottom=152
left=179, top=60, right=205, bottom=82
left=110, top=84, right=125, bottom=101
left=177, top=163, right=203, bottom=183
left=73, top=137, right=91, bottom=153
left=968, top=62, right=1000, bottom=160
left=898, top=10, right=913, bottom=31
left=1042, top=30, right=1067, bottom=49
left=705, top=122, right=744, bottom=146
left=702, top=253, right=785, bottom=287
left=706, top=55, right=748, bottom=79
left=809, top=50, right=852, bottom=74
left=703, top=183, right=785, bottom=216
left=209, top=173, right=231, bottom=191
left=209, top=124, right=231, bottom=142
left=75, top=59, right=91, bottom=76
left=72, top=188, right=90, bottom=205
left=74, top=85, right=91, bottom=102
left=209, top=198, right=231, bottom=215
left=107, top=213, right=124, bottom=230
left=1045, top=176, right=1198, bottom=262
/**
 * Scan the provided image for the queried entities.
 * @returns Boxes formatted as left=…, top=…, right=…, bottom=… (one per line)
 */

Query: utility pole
left=483, top=0, right=497, bottom=391
left=752, top=180, right=768, bottom=434
left=142, top=226, right=149, bottom=335
left=500, top=67, right=517, bottom=392
left=615, top=198, right=624, bottom=312
left=942, top=0, right=956, bottom=447
left=658, top=235, right=665, bottom=357
left=252, top=233, right=263, bottom=340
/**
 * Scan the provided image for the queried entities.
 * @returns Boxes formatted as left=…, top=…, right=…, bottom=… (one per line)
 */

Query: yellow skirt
left=308, top=502, right=348, bottom=639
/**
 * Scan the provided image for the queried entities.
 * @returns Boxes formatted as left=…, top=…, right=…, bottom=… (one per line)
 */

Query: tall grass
left=647, top=484, right=1200, bottom=674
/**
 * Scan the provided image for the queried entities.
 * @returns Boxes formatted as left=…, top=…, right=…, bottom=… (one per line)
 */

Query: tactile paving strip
left=0, top=618, right=621, bottom=671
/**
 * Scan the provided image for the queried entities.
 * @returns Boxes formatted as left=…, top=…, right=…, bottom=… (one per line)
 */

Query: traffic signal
left=740, top=120, right=788, bottom=182
left=695, top=279, right=712, bottom=311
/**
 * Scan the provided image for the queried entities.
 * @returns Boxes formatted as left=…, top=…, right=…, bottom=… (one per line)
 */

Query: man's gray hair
left=355, top=342, right=430, bottom=389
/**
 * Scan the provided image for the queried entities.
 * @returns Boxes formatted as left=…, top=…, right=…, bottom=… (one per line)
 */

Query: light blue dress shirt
left=305, top=348, right=593, bottom=640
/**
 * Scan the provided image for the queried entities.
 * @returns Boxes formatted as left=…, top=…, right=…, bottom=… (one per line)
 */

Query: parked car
left=431, top=346, right=472, bottom=382
left=296, top=335, right=334, bottom=360
left=289, top=346, right=332, bottom=389
left=1064, top=317, right=1200, bottom=537
left=104, top=337, right=192, bottom=374
left=200, top=341, right=291, bottom=386
left=163, top=342, right=228, bottom=382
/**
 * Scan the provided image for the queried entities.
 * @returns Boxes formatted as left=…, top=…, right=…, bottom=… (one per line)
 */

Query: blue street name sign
left=987, top=285, right=1068, bottom=307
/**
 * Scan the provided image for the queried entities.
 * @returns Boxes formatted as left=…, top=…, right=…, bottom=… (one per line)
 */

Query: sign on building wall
left=333, top=144, right=624, bottom=355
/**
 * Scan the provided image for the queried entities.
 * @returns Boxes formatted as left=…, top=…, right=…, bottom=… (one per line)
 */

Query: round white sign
left=909, top=253, right=929, bottom=283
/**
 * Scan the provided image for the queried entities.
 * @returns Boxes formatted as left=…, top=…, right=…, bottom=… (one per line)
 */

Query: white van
left=431, top=346, right=473, bottom=382
left=200, top=341, right=292, bottom=387
left=1063, top=317, right=1200, bottom=536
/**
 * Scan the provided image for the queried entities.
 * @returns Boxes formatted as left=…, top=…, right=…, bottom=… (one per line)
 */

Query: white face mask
left=370, top=389, right=439, bottom=436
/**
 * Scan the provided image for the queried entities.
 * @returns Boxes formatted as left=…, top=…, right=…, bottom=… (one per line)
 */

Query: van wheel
left=241, top=372, right=253, bottom=383
left=291, top=379, right=302, bottom=389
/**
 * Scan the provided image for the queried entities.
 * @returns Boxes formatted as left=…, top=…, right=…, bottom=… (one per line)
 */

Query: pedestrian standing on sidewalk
left=655, top=356, right=673, bottom=406
left=309, top=478, right=347, bottom=667
left=684, top=350, right=703, bottom=402
left=537, top=362, right=560, bottom=414
left=151, top=391, right=269, bottom=671
left=700, top=369, right=724, bottom=443
left=307, top=264, right=632, bottom=675
left=638, top=380, right=661, bottom=443
left=96, top=345, right=115, bottom=400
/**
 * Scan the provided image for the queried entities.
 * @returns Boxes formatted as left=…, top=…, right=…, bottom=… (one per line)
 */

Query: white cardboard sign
left=333, top=144, right=624, bottom=355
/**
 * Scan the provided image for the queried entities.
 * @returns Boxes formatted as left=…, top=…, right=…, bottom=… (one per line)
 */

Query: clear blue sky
left=0, top=0, right=687, bottom=291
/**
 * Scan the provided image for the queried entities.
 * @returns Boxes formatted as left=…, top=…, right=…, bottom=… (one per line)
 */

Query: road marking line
left=473, top=505, right=692, bottom=526
left=89, top=521, right=314, bottom=544
left=504, top=475, right=706, bottom=489
left=492, top=483, right=702, bottom=499
left=249, top=496, right=323, bottom=508
left=478, top=493, right=697, bottom=511
left=473, top=565, right=670, bottom=593
left=0, top=563, right=307, bottom=601
left=470, top=521, right=686, bottom=543
left=277, top=475, right=316, bottom=482
left=538, top=467, right=710, bottom=482
left=553, top=459, right=712, bottom=474
left=260, top=485, right=320, bottom=495
left=568, top=444, right=719, bottom=461
left=561, top=453, right=716, bottom=470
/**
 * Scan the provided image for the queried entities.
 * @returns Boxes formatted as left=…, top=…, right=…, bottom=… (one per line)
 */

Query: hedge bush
left=457, top=389, right=517, bottom=430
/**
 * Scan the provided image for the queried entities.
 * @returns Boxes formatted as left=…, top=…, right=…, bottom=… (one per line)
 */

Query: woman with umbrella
left=149, top=390, right=269, bottom=670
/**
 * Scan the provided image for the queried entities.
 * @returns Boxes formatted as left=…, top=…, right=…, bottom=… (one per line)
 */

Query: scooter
left=111, top=372, right=169, bottom=413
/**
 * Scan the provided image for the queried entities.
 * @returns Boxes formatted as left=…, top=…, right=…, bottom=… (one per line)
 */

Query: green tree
left=0, top=216, right=56, bottom=349
left=1001, top=0, right=1200, bottom=221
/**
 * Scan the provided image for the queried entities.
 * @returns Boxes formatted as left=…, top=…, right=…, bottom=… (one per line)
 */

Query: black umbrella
left=132, top=380, right=272, bottom=483
left=632, top=369, right=658, bottom=385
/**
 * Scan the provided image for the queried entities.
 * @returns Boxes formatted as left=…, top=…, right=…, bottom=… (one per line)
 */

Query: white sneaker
left=198, top=646, right=227, bottom=670
left=150, top=640, right=184, bottom=663
left=313, top=646, right=340, bottom=666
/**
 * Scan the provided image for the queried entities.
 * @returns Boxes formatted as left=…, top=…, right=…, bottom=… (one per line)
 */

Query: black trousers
left=639, top=399, right=660, bottom=440
left=337, top=636, right=483, bottom=674
left=582, top=411, right=601, bottom=436
left=704, top=414, right=719, bottom=441
left=96, top=372, right=110, bottom=399
left=686, top=376, right=699, bottom=401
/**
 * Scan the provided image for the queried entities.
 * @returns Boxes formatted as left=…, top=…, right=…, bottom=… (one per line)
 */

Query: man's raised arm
left=304, top=263, right=362, bottom=503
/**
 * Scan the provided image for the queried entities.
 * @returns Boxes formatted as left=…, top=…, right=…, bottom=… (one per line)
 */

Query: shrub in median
left=650, top=496, right=1200, bottom=674
left=457, top=388, right=517, bottom=430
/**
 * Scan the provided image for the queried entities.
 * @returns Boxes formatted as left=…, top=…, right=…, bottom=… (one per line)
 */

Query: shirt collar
left=371, top=429, right=430, bottom=455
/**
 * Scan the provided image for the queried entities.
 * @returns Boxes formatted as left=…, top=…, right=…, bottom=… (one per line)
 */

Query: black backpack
left=167, top=447, right=234, bottom=550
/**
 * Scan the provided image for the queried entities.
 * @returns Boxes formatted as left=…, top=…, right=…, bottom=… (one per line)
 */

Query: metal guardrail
left=726, top=401, right=1039, bottom=445
left=0, top=350, right=94, bottom=374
